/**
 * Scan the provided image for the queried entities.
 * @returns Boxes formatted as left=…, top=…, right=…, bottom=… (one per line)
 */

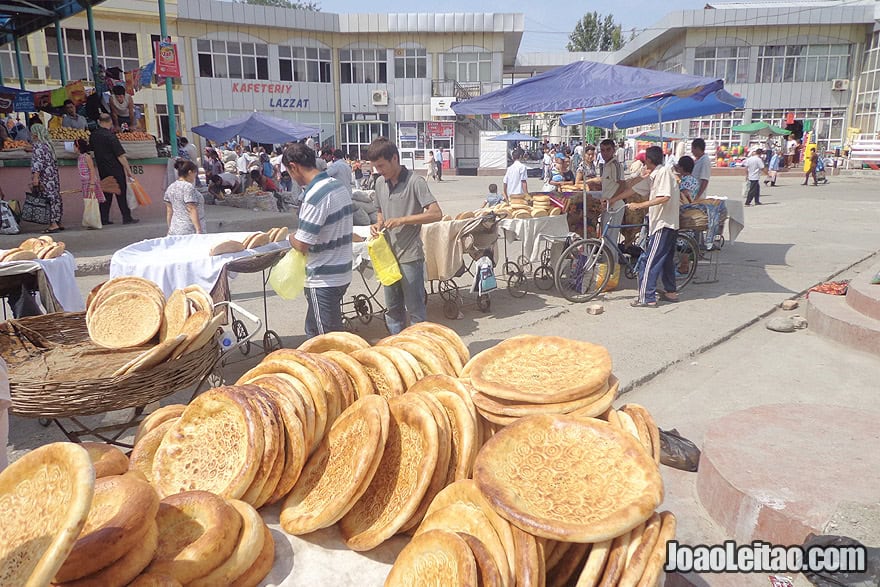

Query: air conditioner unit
left=371, top=89, right=388, bottom=106
left=831, top=79, right=850, bottom=91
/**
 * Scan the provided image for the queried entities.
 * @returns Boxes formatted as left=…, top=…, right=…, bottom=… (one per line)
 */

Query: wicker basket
left=4, top=312, right=220, bottom=419
left=218, top=191, right=277, bottom=212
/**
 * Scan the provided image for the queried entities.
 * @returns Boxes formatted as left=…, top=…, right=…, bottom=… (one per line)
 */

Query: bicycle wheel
left=674, top=233, right=699, bottom=291
left=553, top=238, right=612, bottom=303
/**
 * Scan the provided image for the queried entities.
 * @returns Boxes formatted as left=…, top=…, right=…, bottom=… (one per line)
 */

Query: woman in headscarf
left=30, top=124, right=63, bottom=233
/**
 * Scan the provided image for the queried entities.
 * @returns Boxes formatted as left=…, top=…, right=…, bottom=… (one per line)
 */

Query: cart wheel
left=232, top=319, right=251, bottom=356
left=438, top=280, right=457, bottom=301
left=39, top=418, right=51, bottom=427
left=477, top=294, right=491, bottom=312
left=533, top=265, right=555, bottom=291
left=263, top=330, right=282, bottom=352
left=540, top=248, right=553, bottom=266
left=353, top=294, right=373, bottom=324
left=343, top=316, right=356, bottom=332
left=517, top=255, right=533, bottom=274
left=443, top=299, right=460, bottom=319
left=504, top=261, right=527, bottom=298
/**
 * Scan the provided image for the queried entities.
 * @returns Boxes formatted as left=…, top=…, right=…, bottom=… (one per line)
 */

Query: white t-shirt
left=745, top=155, right=765, bottom=180
left=786, top=139, right=796, bottom=155
left=503, top=160, right=528, bottom=196
left=542, top=153, right=552, bottom=168
left=647, top=165, right=679, bottom=234
left=616, top=146, right=626, bottom=163
left=600, top=159, right=624, bottom=200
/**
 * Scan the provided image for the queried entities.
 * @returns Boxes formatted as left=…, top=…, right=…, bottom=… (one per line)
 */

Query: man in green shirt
left=368, top=138, right=443, bottom=333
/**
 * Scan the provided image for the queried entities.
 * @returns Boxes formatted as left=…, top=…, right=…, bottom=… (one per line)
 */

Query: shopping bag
left=367, top=232, right=402, bottom=286
left=268, top=249, right=306, bottom=300
left=82, top=197, right=102, bottom=230
left=130, top=178, right=152, bottom=206
left=0, top=201, right=20, bottom=235
left=126, top=186, right=139, bottom=211
left=21, top=189, right=51, bottom=225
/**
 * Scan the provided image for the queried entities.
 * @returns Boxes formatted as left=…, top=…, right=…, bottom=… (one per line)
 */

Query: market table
left=109, top=233, right=290, bottom=298
left=499, top=215, right=571, bottom=266
left=0, top=252, right=84, bottom=314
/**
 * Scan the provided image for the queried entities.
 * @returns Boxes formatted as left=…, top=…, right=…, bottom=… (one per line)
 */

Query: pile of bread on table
left=0, top=235, right=66, bottom=261
left=85, top=276, right=222, bottom=377
left=0, top=326, right=676, bottom=587
left=443, top=193, right=562, bottom=222
left=209, top=227, right=290, bottom=256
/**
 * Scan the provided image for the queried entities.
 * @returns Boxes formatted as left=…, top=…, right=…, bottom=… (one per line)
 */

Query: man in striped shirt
left=283, top=143, right=353, bottom=337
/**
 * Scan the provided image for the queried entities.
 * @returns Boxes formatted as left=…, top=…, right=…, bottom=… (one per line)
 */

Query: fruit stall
left=1, top=131, right=168, bottom=226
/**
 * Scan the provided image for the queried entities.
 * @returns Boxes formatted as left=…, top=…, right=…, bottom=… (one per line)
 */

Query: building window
left=341, top=113, right=389, bottom=159
left=45, top=28, right=138, bottom=81
left=757, top=44, right=850, bottom=83
left=394, top=48, right=427, bottom=79
left=156, top=104, right=184, bottom=146
left=197, top=39, right=269, bottom=80
left=444, top=52, right=491, bottom=83
left=693, top=46, right=748, bottom=84
left=0, top=43, right=33, bottom=80
left=853, top=31, right=880, bottom=135
left=752, top=108, right=846, bottom=152
left=339, top=49, right=387, bottom=84
left=279, top=46, right=331, bottom=83
left=689, top=110, right=745, bottom=150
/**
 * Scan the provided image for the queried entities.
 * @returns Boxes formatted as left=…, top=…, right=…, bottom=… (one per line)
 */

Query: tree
left=237, top=0, right=320, bottom=10
left=567, top=12, right=624, bottom=52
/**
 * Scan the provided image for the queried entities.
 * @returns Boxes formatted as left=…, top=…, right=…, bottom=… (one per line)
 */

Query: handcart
left=215, top=248, right=287, bottom=359
left=340, top=252, right=387, bottom=332
left=3, top=302, right=260, bottom=447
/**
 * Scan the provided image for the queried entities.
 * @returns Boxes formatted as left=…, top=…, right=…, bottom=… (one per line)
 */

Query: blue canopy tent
left=488, top=132, right=541, bottom=142
left=627, top=129, right=690, bottom=142
left=559, top=89, right=746, bottom=133
left=451, top=61, right=724, bottom=116
left=192, top=112, right=319, bottom=145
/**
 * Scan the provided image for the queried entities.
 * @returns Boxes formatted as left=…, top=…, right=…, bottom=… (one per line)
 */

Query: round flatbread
left=474, top=415, right=663, bottom=543
left=370, top=345, right=420, bottom=389
left=247, top=232, right=271, bottom=249
left=385, top=338, right=453, bottom=377
left=209, top=240, right=246, bottom=256
left=245, top=373, right=316, bottom=458
left=170, top=310, right=212, bottom=359
left=5, top=249, right=38, bottom=261
left=471, top=379, right=611, bottom=417
left=128, top=572, right=182, bottom=587
left=160, top=290, right=190, bottom=342
left=576, top=539, right=612, bottom=587
left=272, top=226, right=289, bottom=242
left=469, top=336, right=611, bottom=404
left=77, top=442, right=128, bottom=479
left=320, top=350, right=376, bottom=400
left=113, top=334, right=187, bottom=377
left=43, top=243, right=66, bottom=259
left=546, top=541, right=589, bottom=587
left=399, top=330, right=464, bottom=376
left=129, top=419, right=176, bottom=484
left=54, top=474, right=159, bottom=582
left=339, top=396, right=439, bottom=551
left=88, top=292, right=163, bottom=349
left=19, top=238, right=42, bottom=251
left=57, top=520, right=158, bottom=587
left=633, top=511, right=676, bottom=587
left=260, top=386, right=307, bottom=506
left=385, top=530, right=478, bottom=587
left=188, top=499, right=266, bottom=587
left=134, top=405, right=186, bottom=446
left=458, top=532, right=504, bottom=587
left=408, top=375, right=478, bottom=426
left=619, top=512, right=662, bottom=587
left=350, top=348, right=406, bottom=399
left=87, top=278, right=164, bottom=327
left=403, top=322, right=470, bottom=366
left=146, top=491, right=243, bottom=585
left=240, top=389, right=283, bottom=509
left=0, top=443, right=95, bottom=587
left=262, top=349, right=341, bottom=437
left=312, top=353, right=356, bottom=411
left=432, top=390, right=478, bottom=484
left=511, top=526, right=542, bottom=587
left=280, top=395, right=390, bottom=535
left=227, top=523, right=274, bottom=587
left=152, top=387, right=264, bottom=499
left=298, top=331, right=370, bottom=354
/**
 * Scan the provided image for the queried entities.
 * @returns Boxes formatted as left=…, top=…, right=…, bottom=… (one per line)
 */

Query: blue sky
left=325, top=0, right=710, bottom=52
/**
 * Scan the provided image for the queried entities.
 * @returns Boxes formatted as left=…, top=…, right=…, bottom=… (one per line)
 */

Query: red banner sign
left=426, top=122, right=454, bottom=138
left=155, top=41, right=181, bottom=78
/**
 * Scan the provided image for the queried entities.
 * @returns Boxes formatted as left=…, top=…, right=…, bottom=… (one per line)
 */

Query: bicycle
left=553, top=203, right=699, bottom=303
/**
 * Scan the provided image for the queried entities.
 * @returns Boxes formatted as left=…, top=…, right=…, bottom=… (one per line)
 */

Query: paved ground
left=4, top=170, right=880, bottom=585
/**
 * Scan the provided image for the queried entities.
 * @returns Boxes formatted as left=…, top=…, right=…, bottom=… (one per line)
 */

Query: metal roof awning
left=0, top=0, right=107, bottom=46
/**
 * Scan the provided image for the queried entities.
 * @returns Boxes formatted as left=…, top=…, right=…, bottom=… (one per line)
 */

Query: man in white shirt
left=502, top=148, right=529, bottom=202
left=744, top=148, right=766, bottom=206
left=615, top=140, right=626, bottom=166
left=326, top=149, right=353, bottom=193
left=434, top=148, right=444, bottom=181
left=690, top=138, right=711, bottom=201
left=785, top=137, right=797, bottom=167
left=541, top=148, right=552, bottom=182
left=61, top=100, right=87, bottom=129
left=627, top=146, right=680, bottom=307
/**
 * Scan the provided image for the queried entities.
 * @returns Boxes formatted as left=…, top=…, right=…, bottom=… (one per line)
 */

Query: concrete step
left=696, top=404, right=880, bottom=549
left=845, top=264, right=880, bottom=321
left=806, top=291, right=880, bottom=357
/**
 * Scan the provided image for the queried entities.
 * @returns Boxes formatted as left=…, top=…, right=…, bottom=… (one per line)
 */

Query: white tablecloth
left=110, top=233, right=290, bottom=297
left=706, top=196, right=745, bottom=243
left=499, top=215, right=572, bottom=265
left=0, top=252, right=84, bottom=312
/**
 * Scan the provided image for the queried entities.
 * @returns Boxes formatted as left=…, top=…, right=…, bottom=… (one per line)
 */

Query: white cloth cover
left=0, top=252, right=85, bottom=312
left=707, top=196, right=745, bottom=242
left=110, top=233, right=290, bottom=297
left=499, top=215, right=571, bottom=265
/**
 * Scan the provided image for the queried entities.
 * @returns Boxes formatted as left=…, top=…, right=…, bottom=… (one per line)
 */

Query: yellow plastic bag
left=269, top=249, right=306, bottom=299
left=367, top=232, right=402, bottom=286
left=594, top=261, right=621, bottom=291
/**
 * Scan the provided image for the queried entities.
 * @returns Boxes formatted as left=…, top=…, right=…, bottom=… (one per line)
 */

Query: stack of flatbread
left=81, top=278, right=220, bottom=375
left=209, top=227, right=289, bottom=256
left=1, top=235, right=67, bottom=261
left=463, top=335, right=619, bottom=428
left=458, top=412, right=673, bottom=587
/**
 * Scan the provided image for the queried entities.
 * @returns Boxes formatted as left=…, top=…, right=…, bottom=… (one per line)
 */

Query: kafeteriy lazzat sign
left=232, top=83, right=310, bottom=109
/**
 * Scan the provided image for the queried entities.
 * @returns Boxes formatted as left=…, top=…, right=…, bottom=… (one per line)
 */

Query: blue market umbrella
left=489, top=132, right=541, bottom=142
left=627, top=129, right=689, bottom=142
left=192, top=112, right=319, bottom=144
